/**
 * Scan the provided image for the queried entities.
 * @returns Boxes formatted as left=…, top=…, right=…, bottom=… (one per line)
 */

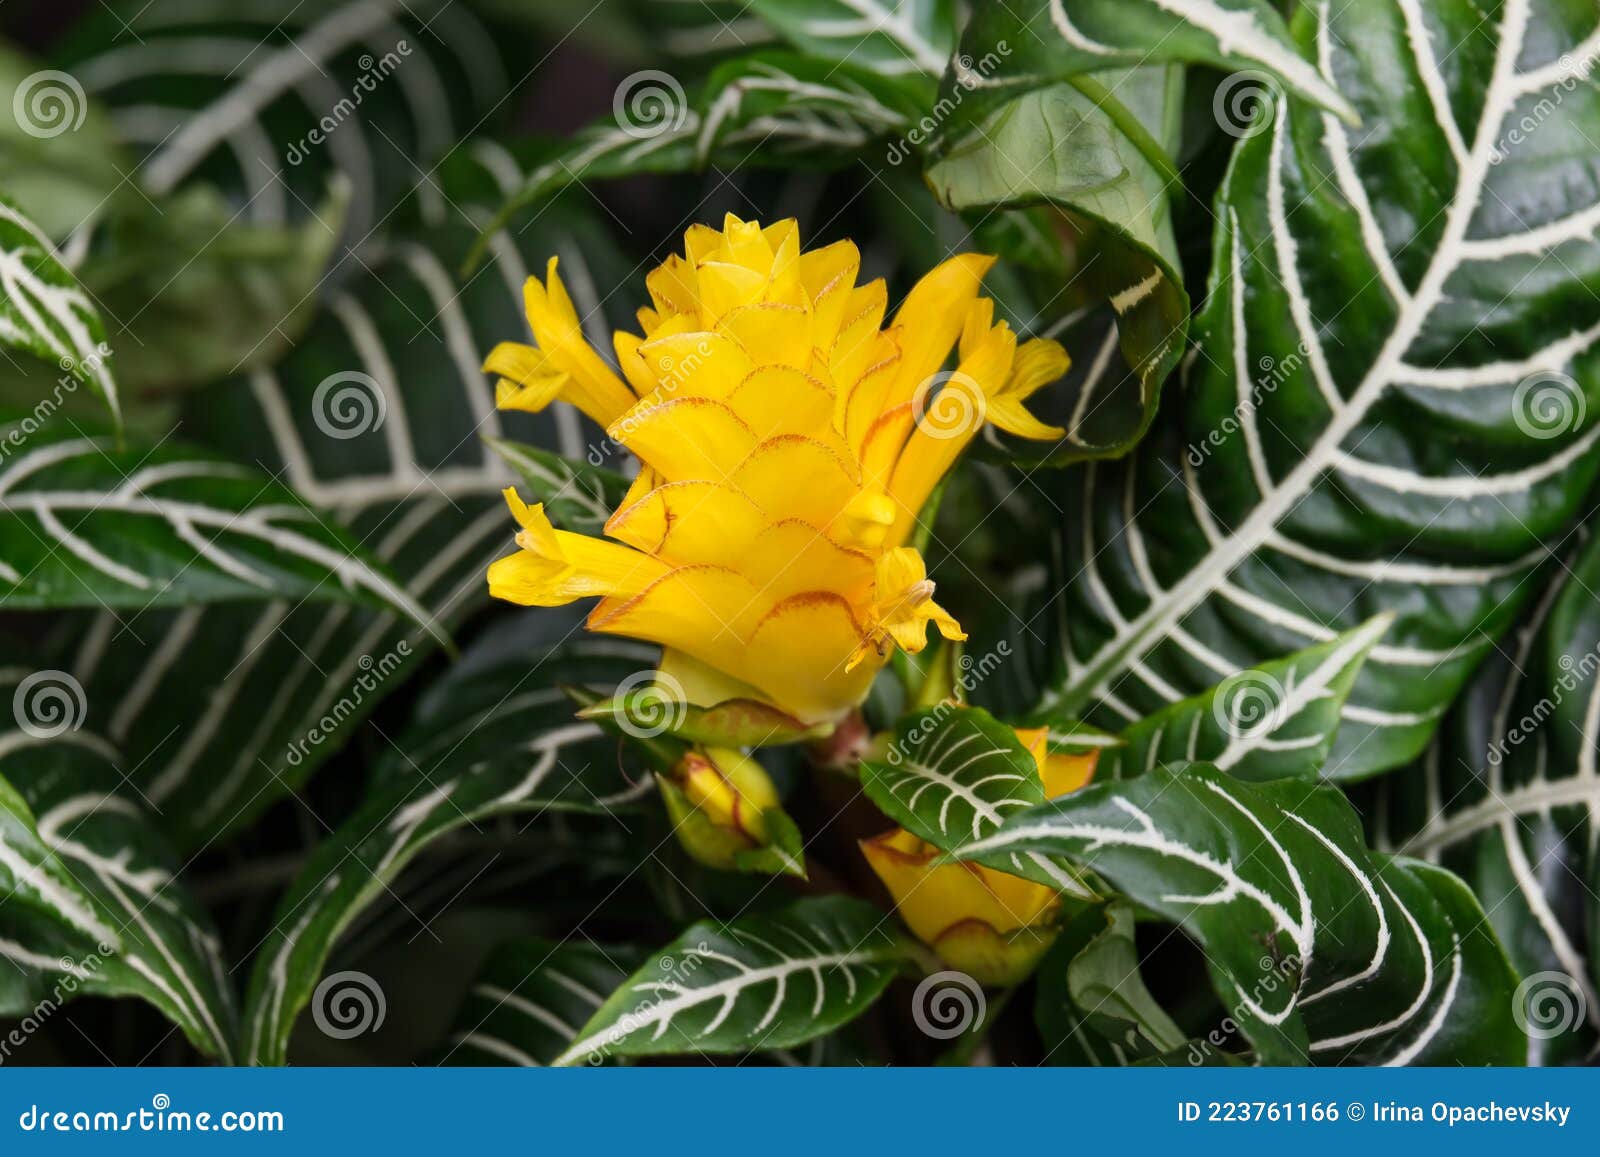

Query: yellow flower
left=861, top=728, right=1096, bottom=986
left=485, top=215, right=1067, bottom=725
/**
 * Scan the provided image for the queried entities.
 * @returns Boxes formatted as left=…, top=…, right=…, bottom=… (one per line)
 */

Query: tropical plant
left=0, top=0, right=1595, bottom=1068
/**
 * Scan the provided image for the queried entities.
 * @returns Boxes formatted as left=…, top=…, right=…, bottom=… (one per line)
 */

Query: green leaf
left=0, top=44, right=130, bottom=240
left=1381, top=530, right=1600, bottom=1065
left=54, top=0, right=513, bottom=243
left=1087, top=617, right=1391, bottom=782
left=0, top=412, right=436, bottom=627
left=952, top=0, right=1354, bottom=125
left=76, top=181, right=347, bottom=394
left=0, top=708, right=237, bottom=1061
left=477, top=52, right=923, bottom=237
left=0, top=192, right=117, bottom=425
left=746, top=0, right=955, bottom=76
left=551, top=896, right=915, bottom=1065
left=1035, top=902, right=1185, bottom=1065
left=860, top=705, right=1095, bottom=897
left=579, top=689, right=829, bottom=748
left=1032, top=0, right=1600, bottom=779
left=241, top=637, right=657, bottom=1065
left=43, top=166, right=635, bottom=850
left=925, top=65, right=1189, bottom=465
left=486, top=438, right=630, bottom=537
left=441, top=939, right=644, bottom=1066
left=956, top=763, right=1525, bottom=1065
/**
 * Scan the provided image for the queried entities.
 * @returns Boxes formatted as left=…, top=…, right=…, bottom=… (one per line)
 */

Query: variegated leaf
left=240, top=638, right=657, bottom=1066
left=45, top=155, right=635, bottom=849
left=0, top=193, right=116, bottom=423
left=0, top=701, right=237, bottom=1061
left=1380, top=530, right=1600, bottom=1064
left=551, top=896, right=915, bottom=1065
left=959, top=763, right=1524, bottom=1065
left=0, top=415, right=434, bottom=628
left=441, top=939, right=644, bottom=1067
left=747, top=0, right=955, bottom=76
left=1091, top=617, right=1390, bottom=782
left=1032, top=0, right=1600, bottom=779
left=860, top=705, right=1094, bottom=896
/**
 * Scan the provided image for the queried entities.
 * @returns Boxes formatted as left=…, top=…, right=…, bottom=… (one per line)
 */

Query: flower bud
left=658, top=747, right=803, bottom=877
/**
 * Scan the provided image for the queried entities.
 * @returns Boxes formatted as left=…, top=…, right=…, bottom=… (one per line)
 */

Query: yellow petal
left=523, top=257, right=637, bottom=427
left=887, top=253, right=995, bottom=409
left=612, top=396, right=757, bottom=481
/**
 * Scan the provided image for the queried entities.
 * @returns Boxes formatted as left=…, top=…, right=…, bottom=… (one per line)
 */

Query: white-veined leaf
left=0, top=414, right=435, bottom=629
left=240, top=638, right=657, bottom=1065
left=1381, top=529, right=1600, bottom=1064
left=1032, top=0, right=1600, bottom=778
left=746, top=0, right=955, bottom=76
left=551, top=896, right=915, bottom=1065
left=860, top=705, right=1095, bottom=896
left=1092, top=617, right=1390, bottom=782
left=440, top=939, right=644, bottom=1067
left=958, top=763, right=1524, bottom=1065
left=0, top=193, right=117, bottom=424
left=0, top=703, right=237, bottom=1061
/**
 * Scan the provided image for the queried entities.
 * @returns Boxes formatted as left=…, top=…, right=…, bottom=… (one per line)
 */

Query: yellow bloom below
left=862, top=729, right=1096, bottom=986
left=485, top=215, right=1067, bottom=725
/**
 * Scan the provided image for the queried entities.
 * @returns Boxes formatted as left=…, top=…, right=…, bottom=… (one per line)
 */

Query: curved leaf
left=551, top=896, right=915, bottom=1065
left=957, top=763, right=1524, bottom=1065
left=240, top=638, right=655, bottom=1065
left=1382, top=530, right=1600, bottom=1064
left=0, top=708, right=236, bottom=1061
left=0, top=193, right=117, bottom=423
left=0, top=414, right=434, bottom=628
left=441, top=939, right=644, bottom=1066
left=1032, top=0, right=1600, bottom=778
left=1091, top=617, right=1390, bottom=782
left=861, top=705, right=1094, bottom=896
left=746, top=0, right=954, bottom=76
